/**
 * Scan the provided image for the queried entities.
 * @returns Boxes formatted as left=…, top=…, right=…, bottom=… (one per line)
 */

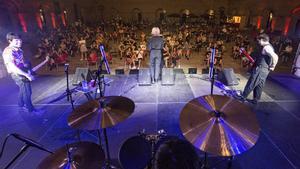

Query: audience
left=31, top=14, right=297, bottom=72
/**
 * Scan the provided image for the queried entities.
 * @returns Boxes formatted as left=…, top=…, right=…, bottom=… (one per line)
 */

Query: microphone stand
left=93, top=45, right=113, bottom=169
left=4, top=144, right=30, bottom=169
left=4, top=135, right=52, bottom=169
left=64, top=64, right=81, bottom=142
left=64, top=64, right=74, bottom=110
left=209, top=48, right=216, bottom=95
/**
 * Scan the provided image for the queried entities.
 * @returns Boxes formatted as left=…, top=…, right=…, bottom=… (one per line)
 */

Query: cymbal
left=68, top=96, right=135, bottom=130
left=179, top=95, right=260, bottom=157
left=37, top=141, right=105, bottom=169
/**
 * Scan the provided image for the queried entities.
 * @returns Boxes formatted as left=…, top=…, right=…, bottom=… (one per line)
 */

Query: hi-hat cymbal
left=68, top=96, right=135, bottom=130
left=37, top=141, right=105, bottom=169
left=179, top=95, right=260, bottom=157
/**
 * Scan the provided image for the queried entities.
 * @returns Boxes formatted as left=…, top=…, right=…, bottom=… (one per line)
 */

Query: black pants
left=11, top=74, right=34, bottom=112
left=150, top=52, right=162, bottom=81
left=242, top=67, right=270, bottom=101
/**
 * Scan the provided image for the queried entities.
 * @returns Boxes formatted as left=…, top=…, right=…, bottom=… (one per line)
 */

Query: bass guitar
left=20, top=56, right=50, bottom=81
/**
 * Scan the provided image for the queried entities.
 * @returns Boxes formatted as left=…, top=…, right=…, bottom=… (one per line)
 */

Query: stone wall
left=1, top=0, right=300, bottom=35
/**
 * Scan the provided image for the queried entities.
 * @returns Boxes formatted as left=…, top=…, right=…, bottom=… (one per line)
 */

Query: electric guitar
left=20, top=56, right=50, bottom=81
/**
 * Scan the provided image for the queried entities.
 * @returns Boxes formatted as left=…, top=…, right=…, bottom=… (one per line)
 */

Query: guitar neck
left=31, top=59, right=48, bottom=72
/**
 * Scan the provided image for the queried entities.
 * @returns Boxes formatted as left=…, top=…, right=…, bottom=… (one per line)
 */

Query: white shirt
left=262, top=44, right=278, bottom=71
left=2, top=46, right=24, bottom=74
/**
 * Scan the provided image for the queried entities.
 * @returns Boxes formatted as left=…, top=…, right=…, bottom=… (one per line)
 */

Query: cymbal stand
left=63, top=144, right=77, bottom=169
left=201, top=152, right=209, bottom=169
left=202, top=154, right=234, bottom=169
left=94, top=58, right=112, bottom=169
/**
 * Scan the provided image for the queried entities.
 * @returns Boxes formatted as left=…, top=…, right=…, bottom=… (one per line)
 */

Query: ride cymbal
left=37, top=141, right=105, bottom=169
left=68, top=96, right=135, bottom=130
left=179, top=95, right=260, bottom=156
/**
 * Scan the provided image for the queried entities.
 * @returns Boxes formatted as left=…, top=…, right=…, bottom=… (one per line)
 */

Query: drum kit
left=37, top=94, right=260, bottom=169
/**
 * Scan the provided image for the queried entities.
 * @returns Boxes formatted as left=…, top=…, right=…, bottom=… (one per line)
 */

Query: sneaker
left=247, top=99, right=258, bottom=105
left=234, top=95, right=246, bottom=102
left=29, top=109, right=45, bottom=116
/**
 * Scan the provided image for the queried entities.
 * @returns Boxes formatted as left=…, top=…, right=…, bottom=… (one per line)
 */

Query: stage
left=0, top=69, right=299, bottom=169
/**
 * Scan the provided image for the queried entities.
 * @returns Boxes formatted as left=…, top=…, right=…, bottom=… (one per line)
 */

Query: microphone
left=11, top=133, right=53, bottom=154
left=240, top=48, right=255, bottom=63
left=64, top=63, right=69, bottom=72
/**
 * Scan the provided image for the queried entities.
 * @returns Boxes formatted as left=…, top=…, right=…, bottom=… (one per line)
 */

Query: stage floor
left=0, top=70, right=299, bottom=169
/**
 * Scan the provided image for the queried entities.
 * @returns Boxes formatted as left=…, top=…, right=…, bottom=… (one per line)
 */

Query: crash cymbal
left=37, top=141, right=105, bottom=169
left=68, top=96, right=135, bottom=130
left=179, top=95, right=260, bottom=157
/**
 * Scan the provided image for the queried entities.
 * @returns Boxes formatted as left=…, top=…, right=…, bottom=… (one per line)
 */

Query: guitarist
left=2, top=32, right=45, bottom=114
left=240, top=33, right=278, bottom=104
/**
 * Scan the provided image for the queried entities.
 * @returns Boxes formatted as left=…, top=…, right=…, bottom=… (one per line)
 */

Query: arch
left=291, top=5, right=300, bottom=15
left=0, top=0, right=21, bottom=12
left=155, top=8, right=167, bottom=21
left=180, top=9, right=191, bottom=16
left=131, top=8, right=142, bottom=23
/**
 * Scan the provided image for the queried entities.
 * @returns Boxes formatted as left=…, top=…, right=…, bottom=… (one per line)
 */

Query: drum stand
left=95, top=59, right=114, bottom=169
left=201, top=153, right=234, bottom=169
left=64, top=64, right=82, bottom=142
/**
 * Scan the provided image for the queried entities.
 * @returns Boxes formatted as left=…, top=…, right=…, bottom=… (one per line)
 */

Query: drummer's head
left=154, top=139, right=200, bottom=169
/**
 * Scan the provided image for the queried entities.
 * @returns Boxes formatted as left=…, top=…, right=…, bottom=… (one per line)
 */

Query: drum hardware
left=179, top=95, right=260, bottom=169
left=68, top=96, right=135, bottom=169
left=119, top=129, right=174, bottom=169
left=37, top=141, right=105, bottom=169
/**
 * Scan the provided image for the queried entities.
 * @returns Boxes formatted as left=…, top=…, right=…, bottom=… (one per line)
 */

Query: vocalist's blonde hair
left=151, top=27, right=161, bottom=36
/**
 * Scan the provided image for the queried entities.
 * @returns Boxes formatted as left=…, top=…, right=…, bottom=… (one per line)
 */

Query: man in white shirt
left=2, top=32, right=36, bottom=113
left=241, top=33, right=278, bottom=104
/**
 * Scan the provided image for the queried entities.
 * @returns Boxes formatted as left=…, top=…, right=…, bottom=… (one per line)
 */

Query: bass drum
left=119, top=136, right=152, bottom=169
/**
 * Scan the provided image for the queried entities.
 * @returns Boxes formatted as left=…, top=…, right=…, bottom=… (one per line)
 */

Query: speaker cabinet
left=188, top=68, right=197, bottom=74
left=115, top=69, right=125, bottom=75
left=138, top=68, right=151, bottom=85
left=161, top=68, right=175, bottom=85
left=72, top=67, right=91, bottom=85
left=129, top=69, right=139, bottom=74
left=217, top=68, right=239, bottom=86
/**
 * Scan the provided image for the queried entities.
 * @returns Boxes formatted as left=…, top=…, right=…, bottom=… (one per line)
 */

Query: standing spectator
left=79, top=37, right=88, bottom=61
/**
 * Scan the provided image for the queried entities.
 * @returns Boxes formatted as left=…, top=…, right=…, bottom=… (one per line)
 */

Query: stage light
left=18, top=13, right=27, bottom=32
left=51, top=13, right=57, bottom=29
left=283, top=17, right=291, bottom=35
left=36, top=13, right=43, bottom=29
left=257, top=16, right=262, bottom=29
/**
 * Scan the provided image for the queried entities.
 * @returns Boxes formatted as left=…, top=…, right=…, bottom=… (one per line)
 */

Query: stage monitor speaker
left=188, top=68, right=197, bottom=74
left=115, top=69, right=125, bottom=75
left=138, top=68, right=151, bottom=85
left=217, top=68, right=239, bottom=86
left=161, top=68, right=175, bottom=85
left=202, top=67, right=209, bottom=74
left=73, top=67, right=93, bottom=85
left=129, top=69, right=139, bottom=74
